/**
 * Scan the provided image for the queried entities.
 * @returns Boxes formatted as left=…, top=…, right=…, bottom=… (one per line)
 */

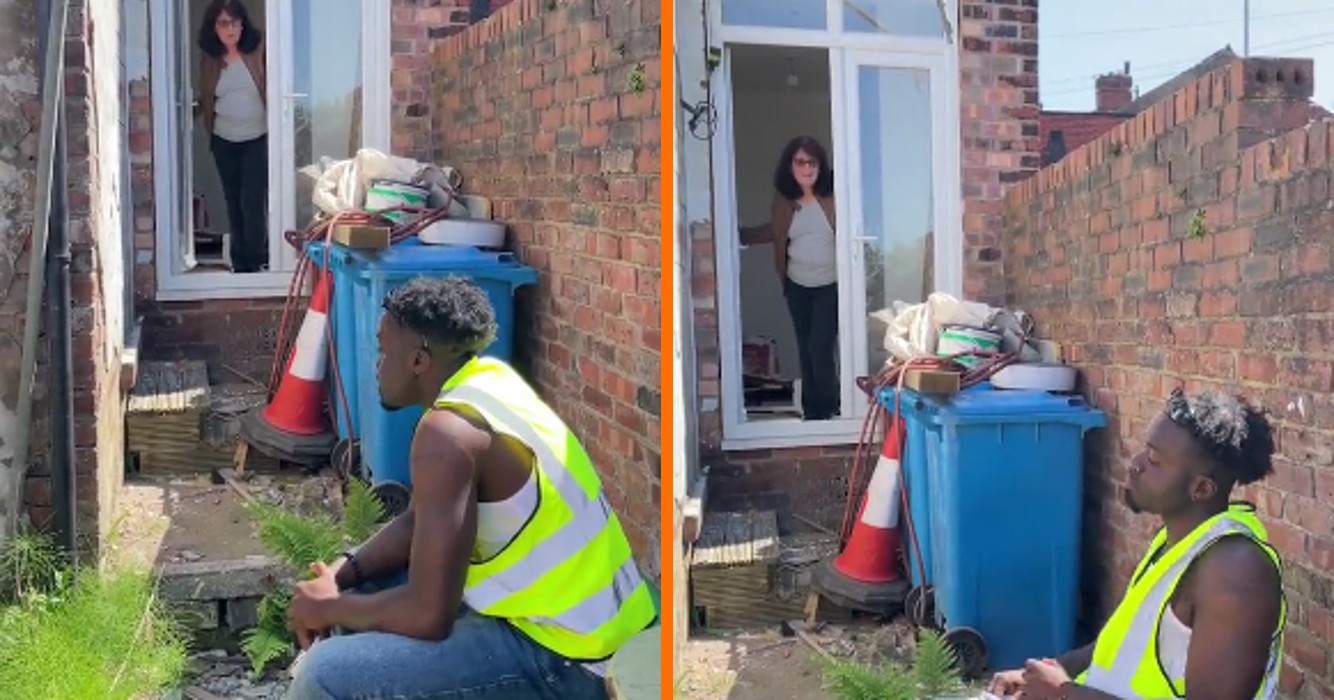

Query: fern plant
left=820, top=628, right=966, bottom=700
left=240, top=478, right=385, bottom=676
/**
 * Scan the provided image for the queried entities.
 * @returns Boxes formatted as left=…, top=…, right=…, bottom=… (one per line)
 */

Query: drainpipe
left=11, top=0, right=72, bottom=554
left=46, top=54, right=75, bottom=559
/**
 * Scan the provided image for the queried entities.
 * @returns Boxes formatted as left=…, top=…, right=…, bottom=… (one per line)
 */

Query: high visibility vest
left=1075, top=503, right=1286, bottom=698
left=432, top=356, right=657, bottom=662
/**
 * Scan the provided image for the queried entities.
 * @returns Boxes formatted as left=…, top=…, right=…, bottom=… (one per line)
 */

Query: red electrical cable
left=266, top=193, right=457, bottom=473
left=839, top=345, right=1023, bottom=593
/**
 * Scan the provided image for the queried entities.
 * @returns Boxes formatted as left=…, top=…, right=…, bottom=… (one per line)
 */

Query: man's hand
left=288, top=562, right=341, bottom=649
left=987, top=668, right=1025, bottom=696
left=1021, top=658, right=1072, bottom=699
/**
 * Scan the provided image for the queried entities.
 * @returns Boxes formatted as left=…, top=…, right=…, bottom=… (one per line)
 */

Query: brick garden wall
left=7, top=0, right=129, bottom=550
left=696, top=1, right=1040, bottom=530
left=428, top=0, right=663, bottom=576
left=1004, top=55, right=1334, bottom=696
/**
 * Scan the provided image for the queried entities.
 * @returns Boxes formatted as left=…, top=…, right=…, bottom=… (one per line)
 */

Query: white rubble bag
left=299, top=148, right=469, bottom=218
left=869, top=292, right=1040, bottom=367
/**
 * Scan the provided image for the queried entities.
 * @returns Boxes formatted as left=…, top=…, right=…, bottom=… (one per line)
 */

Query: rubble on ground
left=183, top=650, right=291, bottom=699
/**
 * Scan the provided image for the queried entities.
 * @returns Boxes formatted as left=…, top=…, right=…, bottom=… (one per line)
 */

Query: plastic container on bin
left=902, top=388, right=1105, bottom=676
left=307, top=238, right=538, bottom=496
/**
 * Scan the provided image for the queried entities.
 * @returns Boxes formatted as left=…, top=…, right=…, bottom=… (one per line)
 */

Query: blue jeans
left=285, top=572, right=609, bottom=700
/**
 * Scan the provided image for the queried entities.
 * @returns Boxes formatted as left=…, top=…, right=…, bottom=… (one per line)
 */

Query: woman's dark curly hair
left=1164, top=388, right=1275, bottom=487
left=197, top=0, right=263, bottom=58
left=772, top=135, right=834, bottom=201
left=382, top=276, right=498, bottom=356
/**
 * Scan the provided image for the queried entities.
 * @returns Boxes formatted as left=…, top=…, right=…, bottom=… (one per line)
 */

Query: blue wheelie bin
left=308, top=237, right=538, bottom=510
left=904, top=388, right=1105, bottom=676
left=877, top=382, right=993, bottom=593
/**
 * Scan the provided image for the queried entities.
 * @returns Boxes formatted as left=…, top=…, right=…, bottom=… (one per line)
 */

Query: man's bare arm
left=332, top=511, right=415, bottom=590
left=1180, top=537, right=1282, bottom=699
left=1056, top=643, right=1095, bottom=677
left=322, top=410, right=482, bottom=639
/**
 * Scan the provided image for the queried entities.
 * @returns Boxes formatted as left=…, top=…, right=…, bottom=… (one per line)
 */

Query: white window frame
left=708, top=0, right=964, bottom=451
left=149, top=0, right=392, bottom=302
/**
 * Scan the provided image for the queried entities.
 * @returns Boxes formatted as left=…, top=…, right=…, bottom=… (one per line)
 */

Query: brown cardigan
left=739, top=193, right=837, bottom=279
left=196, top=43, right=267, bottom=137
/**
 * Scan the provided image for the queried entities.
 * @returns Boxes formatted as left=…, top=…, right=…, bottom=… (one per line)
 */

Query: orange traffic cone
left=238, top=273, right=337, bottom=465
left=261, top=273, right=333, bottom=435
left=833, top=418, right=907, bottom=583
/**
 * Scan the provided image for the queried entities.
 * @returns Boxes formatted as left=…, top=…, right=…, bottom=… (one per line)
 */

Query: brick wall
left=1004, top=55, right=1334, bottom=696
left=695, top=3, right=1039, bottom=529
left=7, top=0, right=128, bottom=551
left=428, top=0, right=662, bottom=576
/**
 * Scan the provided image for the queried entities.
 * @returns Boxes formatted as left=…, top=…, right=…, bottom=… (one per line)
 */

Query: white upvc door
left=150, top=0, right=391, bottom=301
left=840, top=48, right=960, bottom=387
left=706, top=0, right=962, bottom=450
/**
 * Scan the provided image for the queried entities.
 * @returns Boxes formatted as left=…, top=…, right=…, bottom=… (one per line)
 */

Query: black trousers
left=210, top=133, right=269, bottom=272
left=784, top=278, right=840, bottom=420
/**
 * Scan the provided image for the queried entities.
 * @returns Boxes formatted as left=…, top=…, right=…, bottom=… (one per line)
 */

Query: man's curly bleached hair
left=382, top=276, right=497, bottom=356
left=1163, top=388, right=1276, bottom=487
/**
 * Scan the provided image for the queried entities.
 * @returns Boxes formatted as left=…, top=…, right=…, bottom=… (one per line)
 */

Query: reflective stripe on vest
left=434, top=358, right=656, bottom=661
left=1075, top=506, right=1286, bottom=699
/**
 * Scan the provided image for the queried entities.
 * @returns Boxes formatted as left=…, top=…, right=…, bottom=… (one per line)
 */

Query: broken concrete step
left=158, top=556, right=288, bottom=602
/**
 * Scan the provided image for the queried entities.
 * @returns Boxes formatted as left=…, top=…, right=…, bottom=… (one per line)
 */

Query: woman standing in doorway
left=740, top=136, right=840, bottom=421
left=196, top=0, right=269, bottom=273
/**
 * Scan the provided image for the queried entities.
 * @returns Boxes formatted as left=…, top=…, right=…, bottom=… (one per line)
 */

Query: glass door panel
left=844, top=57, right=939, bottom=375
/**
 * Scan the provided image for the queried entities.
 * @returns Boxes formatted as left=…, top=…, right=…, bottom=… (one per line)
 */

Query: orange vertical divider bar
left=658, top=0, right=675, bottom=696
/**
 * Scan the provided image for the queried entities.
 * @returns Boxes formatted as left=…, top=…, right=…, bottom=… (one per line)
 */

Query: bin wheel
left=943, top=626, right=987, bottom=680
left=331, top=439, right=361, bottom=481
left=904, top=586, right=935, bottom=627
left=372, top=481, right=412, bottom=520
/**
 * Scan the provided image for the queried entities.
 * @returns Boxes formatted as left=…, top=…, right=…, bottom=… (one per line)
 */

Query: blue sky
left=1040, top=0, right=1334, bottom=111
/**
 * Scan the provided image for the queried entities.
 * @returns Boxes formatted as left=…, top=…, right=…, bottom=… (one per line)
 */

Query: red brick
left=422, top=0, right=661, bottom=574
left=1004, top=50, right=1334, bottom=687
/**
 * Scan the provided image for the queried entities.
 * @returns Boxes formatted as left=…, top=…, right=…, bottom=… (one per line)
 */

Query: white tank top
left=1157, top=604, right=1191, bottom=680
left=475, top=469, right=539, bottom=560
left=785, top=203, right=837, bottom=288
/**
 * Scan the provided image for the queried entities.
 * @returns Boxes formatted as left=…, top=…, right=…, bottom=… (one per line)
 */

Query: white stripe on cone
left=859, top=439, right=902, bottom=529
left=288, top=309, right=330, bottom=382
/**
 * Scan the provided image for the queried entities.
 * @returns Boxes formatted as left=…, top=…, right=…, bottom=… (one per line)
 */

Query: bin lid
left=911, top=388, right=1106, bottom=428
left=310, top=237, right=537, bottom=285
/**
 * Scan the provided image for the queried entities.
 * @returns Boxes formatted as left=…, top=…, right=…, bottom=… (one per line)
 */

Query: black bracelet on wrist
left=339, top=550, right=363, bottom=588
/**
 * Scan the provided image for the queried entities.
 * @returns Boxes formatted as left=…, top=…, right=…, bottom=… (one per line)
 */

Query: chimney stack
left=1095, top=61, right=1134, bottom=113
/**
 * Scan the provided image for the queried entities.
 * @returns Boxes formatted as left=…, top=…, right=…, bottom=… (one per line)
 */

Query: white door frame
left=707, top=0, right=963, bottom=451
left=149, top=0, right=392, bottom=301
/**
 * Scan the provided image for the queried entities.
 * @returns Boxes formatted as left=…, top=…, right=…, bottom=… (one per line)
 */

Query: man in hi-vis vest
left=989, top=389, right=1286, bottom=700
left=284, top=276, right=657, bottom=699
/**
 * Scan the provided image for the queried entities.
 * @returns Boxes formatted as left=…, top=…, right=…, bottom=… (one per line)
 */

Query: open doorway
left=152, top=0, right=381, bottom=300
left=188, top=0, right=269, bottom=271
left=731, top=44, right=835, bottom=421
left=708, top=0, right=963, bottom=449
